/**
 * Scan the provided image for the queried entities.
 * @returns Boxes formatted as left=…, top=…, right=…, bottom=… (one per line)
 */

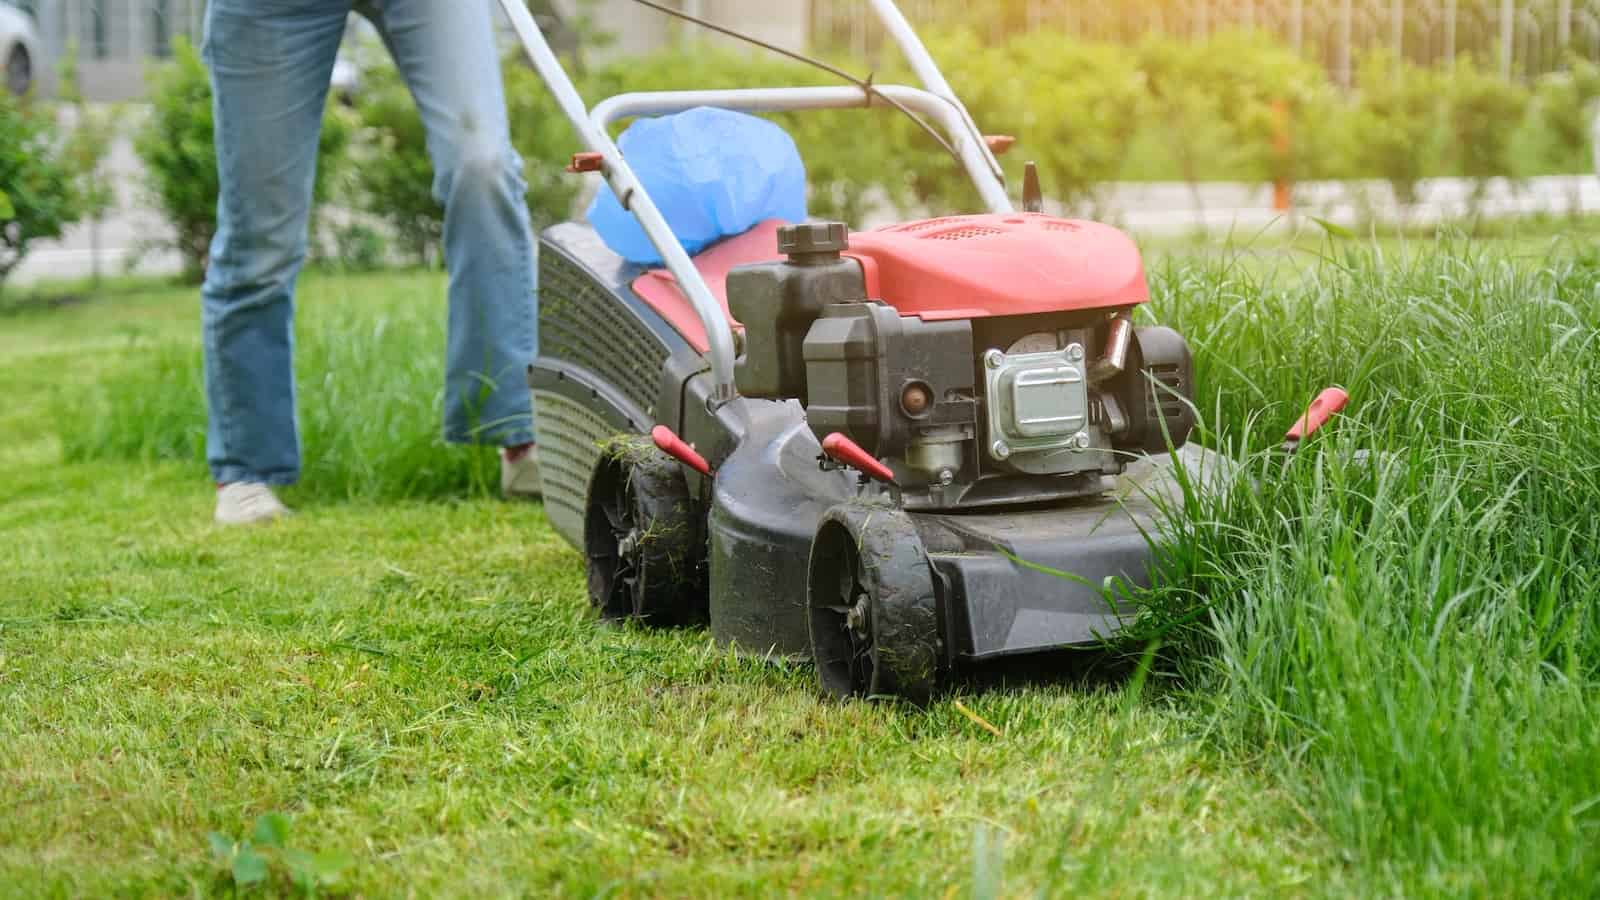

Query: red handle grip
left=1286, top=387, right=1350, bottom=442
left=821, top=433, right=897, bottom=485
left=651, top=425, right=711, bottom=477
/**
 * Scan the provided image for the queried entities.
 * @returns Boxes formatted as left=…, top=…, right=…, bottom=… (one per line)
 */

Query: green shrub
left=1136, top=35, right=1262, bottom=217
left=1349, top=49, right=1448, bottom=216
left=1117, top=30, right=1346, bottom=220
left=134, top=36, right=350, bottom=282
left=1529, top=56, right=1600, bottom=213
left=0, top=90, right=82, bottom=292
left=896, top=28, right=1147, bottom=216
left=1443, top=55, right=1533, bottom=217
left=348, top=57, right=589, bottom=268
left=504, top=60, right=589, bottom=227
left=346, top=63, right=442, bottom=266
left=328, top=220, right=388, bottom=272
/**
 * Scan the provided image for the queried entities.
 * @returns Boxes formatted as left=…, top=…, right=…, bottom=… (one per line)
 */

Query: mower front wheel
left=583, top=435, right=708, bottom=628
left=806, top=504, right=940, bottom=705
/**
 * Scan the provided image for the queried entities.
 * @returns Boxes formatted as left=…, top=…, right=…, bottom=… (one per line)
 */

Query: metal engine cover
left=982, top=343, right=1099, bottom=473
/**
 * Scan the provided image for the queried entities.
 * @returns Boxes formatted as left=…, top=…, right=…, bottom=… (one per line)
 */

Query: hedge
left=72, top=26, right=1600, bottom=282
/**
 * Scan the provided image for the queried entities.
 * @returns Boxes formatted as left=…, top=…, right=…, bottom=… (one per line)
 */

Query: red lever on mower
left=652, top=425, right=712, bottom=477
left=1282, top=386, right=1350, bottom=452
left=566, top=151, right=604, bottom=173
left=821, top=433, right=897, bottom=485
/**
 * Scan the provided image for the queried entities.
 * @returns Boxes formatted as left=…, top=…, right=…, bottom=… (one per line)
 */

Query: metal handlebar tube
left=589, top=86, right=1012, bottom=214
left=497, top=0, right=742, bottom=403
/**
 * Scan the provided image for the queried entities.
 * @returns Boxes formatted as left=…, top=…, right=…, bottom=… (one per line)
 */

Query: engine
left=727, top=219, right=1195, bottom=510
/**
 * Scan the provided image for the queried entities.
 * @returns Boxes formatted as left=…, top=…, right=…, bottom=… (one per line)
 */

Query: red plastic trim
left=651, top=425, right=712, bottom=477
left=629, top=220, right=785, bottom=353
left=844, top=213, right=1149, bottom=319
left=1286, top=387, right=1350, bottom=441
left=821, top=433, right=896, bottom=484
left=627, top=213, right=1149, bottom=352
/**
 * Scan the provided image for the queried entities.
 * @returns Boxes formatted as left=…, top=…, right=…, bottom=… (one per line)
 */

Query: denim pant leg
left=366, top=0, right=539, bottom=448
left=200, top=0, right=350, bottom=485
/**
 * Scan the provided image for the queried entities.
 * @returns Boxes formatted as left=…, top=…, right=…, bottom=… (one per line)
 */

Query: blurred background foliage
left=9, top=9, right=1600, bottom=285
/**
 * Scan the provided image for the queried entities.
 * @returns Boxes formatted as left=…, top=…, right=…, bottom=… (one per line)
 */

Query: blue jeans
left=200, top=0, right=538, bottom=486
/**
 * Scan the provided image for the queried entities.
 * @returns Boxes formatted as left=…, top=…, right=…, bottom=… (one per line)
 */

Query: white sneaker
left=501, top=446, right=542, bottom=499
left=214, top=482, right=292, bottom=525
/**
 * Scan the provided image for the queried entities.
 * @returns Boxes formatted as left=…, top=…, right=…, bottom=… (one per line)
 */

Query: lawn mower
left=495, top=0, right=1314, bottom=704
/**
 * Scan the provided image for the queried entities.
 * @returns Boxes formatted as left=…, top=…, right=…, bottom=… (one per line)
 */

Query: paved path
left=13, top=116, right=1600, bottom=285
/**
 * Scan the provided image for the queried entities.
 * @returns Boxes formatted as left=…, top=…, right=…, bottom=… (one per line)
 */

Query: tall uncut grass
left=1146, top=235, right=1600, bottom=894
left=59, top=271, right=500, bottom=501
left=58, top=239, right=1600, bottom=893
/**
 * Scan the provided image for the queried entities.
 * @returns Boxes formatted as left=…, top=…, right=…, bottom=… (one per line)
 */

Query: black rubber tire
left=806, top=503, right=940, bottom=705
left=582, top=435, right=708, bottom=628
left=6, top=46, right=31, bottom=98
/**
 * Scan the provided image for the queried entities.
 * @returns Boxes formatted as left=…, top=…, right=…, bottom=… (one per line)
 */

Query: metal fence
left=811, top=1, right=1600, bottom=85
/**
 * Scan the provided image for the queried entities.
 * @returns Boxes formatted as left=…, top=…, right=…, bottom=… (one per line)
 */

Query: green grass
left=3, top=269, right=1327, bottom=897
left=52, top=270, right=501, bottom=502
left=6, top=232, right=1600, bottom=896
left=1144, top=232, right=1600, bottom=894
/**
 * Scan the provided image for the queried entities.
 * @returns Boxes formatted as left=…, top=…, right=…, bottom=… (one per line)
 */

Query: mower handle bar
left=495, top=0, right=1013, bottom=405
left=589, top=85, right=1010, bottom=212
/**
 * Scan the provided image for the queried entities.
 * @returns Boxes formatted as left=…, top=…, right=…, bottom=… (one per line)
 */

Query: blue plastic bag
left=586, top=106, right=808, bottom=265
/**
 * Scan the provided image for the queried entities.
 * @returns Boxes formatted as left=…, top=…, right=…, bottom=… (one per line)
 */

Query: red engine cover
left=844, top=213, right=1148, bottom=320
left=629, top=214, right=1147, bottom=353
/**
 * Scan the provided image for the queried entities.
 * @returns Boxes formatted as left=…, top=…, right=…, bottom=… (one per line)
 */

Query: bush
left=0, top=90, right=82, bottom=292
left=134, top=36, right=350, bottom=282
left=348, top=57, right=588, bottom=268
left=345, top=63, right=443, bottom=266
left=898, top=28, right=1147, bottom=216
left=1443, top=55, right=1533, bottom=217
left=1530, top=56, right=1600, bottom=214
left=1349, top=49, right=1448, bottom=216
left=1147, top=30, right=1344, bottom=191
left=326, top=26, right=1587, bottom=260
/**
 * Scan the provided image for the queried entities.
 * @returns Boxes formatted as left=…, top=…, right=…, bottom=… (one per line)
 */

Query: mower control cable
left=620, top=0, right=964, bottom=166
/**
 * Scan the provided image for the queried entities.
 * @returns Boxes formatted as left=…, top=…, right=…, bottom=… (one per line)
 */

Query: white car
left=0, top=2, right=41, bottom=97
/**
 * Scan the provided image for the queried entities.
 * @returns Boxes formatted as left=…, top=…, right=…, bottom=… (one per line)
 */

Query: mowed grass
left=2, top=270, right=1326, bottom=897
left=4, top=226, right=1599, bottom=896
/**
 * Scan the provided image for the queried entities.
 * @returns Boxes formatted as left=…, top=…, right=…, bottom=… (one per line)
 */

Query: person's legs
left=200, top=0, right=351, bottom=496
left=362, top=0, right=539, bottom=459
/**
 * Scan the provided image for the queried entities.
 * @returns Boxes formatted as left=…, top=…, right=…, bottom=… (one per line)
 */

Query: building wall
left=25, top=0, right=205, bottom=99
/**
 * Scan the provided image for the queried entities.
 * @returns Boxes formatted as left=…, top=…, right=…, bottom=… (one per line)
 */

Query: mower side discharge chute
left=498, top=0, right=1241, bottom=704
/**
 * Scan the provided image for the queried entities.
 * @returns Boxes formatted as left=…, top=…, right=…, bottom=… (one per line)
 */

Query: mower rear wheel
left=583, top=435, right=707, bottom=628
left=806, top=504, right=940, bottom=705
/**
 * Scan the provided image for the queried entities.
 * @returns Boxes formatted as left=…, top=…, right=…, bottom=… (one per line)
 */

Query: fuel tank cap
left=777, top=221, right=849, bottom=259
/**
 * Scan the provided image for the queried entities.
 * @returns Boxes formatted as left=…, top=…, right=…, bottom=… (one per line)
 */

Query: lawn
left=2, top=227, right=1598, bottom=897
